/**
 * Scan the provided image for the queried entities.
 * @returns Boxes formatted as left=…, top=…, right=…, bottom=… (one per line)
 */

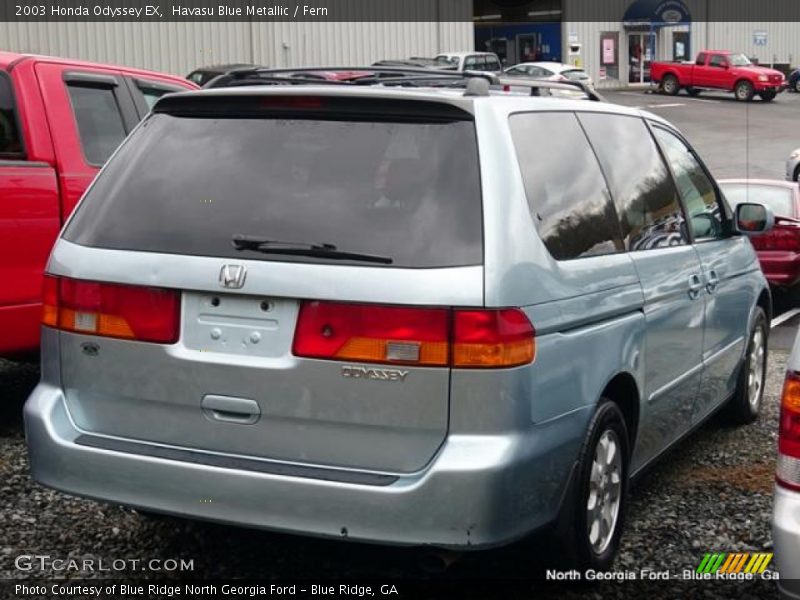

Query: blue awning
left=623, top=0, right=691, bottom=28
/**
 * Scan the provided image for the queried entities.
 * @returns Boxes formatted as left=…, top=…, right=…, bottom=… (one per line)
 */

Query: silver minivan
left=773, top=329, right=800, bottom=598
left=25, top=82, right=774, bottom=570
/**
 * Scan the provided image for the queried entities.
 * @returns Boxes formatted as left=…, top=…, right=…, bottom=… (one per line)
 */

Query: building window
left=600, top=32, right=619, bottom=81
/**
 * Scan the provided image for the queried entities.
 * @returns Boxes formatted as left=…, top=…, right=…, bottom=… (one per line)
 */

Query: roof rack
left=203, top=66, right=605, bottom=102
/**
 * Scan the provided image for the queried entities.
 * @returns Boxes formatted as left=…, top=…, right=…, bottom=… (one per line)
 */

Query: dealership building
left=1, top=0, right=798, bottom=87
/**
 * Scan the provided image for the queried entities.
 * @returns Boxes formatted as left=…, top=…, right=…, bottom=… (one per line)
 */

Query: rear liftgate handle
left=201, top=395, right=261, bottom=425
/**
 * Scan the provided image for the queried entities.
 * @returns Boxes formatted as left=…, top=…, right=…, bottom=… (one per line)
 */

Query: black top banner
left=3, top=0, right=800, bottom=22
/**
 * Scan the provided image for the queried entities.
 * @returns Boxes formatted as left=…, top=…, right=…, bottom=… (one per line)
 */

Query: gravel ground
left=0, top=348, right=788, bottom=599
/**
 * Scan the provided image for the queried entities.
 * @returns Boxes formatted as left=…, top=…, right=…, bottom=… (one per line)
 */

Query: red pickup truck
left=651, top=50, right=787, bottom=101
left=0, top=52, right=195, bottom=359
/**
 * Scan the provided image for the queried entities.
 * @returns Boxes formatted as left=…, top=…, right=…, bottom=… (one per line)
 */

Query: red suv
left=0, top=52, right=196, bottom=358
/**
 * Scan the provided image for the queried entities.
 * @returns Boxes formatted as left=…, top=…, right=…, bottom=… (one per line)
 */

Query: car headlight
left=758, top=75, right=768, bottom=82
left=791, top=149, right=800, bottom=160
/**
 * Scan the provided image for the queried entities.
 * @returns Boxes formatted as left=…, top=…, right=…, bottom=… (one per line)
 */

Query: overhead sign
left=623, top=0, right=691, bottom=28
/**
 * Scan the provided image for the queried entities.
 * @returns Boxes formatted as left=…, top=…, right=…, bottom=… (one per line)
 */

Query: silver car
left=788, top=147, right=800, bottom=182
left=26, top=82, right=773, bottom=570
left=773, top=330, right=800, bottom=598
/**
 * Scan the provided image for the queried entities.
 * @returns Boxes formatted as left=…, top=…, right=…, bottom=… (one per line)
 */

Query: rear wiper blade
left=231, top=235, right=393, bottom=265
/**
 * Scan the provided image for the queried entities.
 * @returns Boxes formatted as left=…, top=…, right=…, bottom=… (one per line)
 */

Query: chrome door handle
left=706, top=270, right=720, bottom=294
left=688, top=274, right=703, bottom=300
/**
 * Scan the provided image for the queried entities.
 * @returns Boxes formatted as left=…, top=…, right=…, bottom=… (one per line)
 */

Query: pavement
left=604, top=88, right=800, bottom=181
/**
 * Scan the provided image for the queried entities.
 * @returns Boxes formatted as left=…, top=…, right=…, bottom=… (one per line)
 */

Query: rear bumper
left=25, top=383, right=588, bottom=549
left=773, top=485, right=800, bottom=597
left=757, top=252, right=800, bottom=288
left=0, top=302, right=41, bottom=358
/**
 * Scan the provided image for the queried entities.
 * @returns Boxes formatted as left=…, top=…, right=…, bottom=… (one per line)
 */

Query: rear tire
left=795, top=165, right=800, bottom=182
left=553, top=400, right=630, bottom=571
left=735, top=80, right=755, bottom=101
left=661, top=75, right=680, bottom=96
left=794, top=79, right=800, bottom=93
left=726, top=307, right=768, bottom=425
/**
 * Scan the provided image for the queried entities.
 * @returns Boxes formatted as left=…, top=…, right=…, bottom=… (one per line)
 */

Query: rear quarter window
left=578, top=113, right=687, bottom=251
left=509, top=111, right=624, bottom=260
left=63, top=100, right=484, bottom=269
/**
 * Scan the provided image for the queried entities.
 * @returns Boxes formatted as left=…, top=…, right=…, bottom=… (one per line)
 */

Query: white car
left=787, top=148, right=800, bottom=182
left=504, top=61, right=594, bottom=86
left=432, top=51, right=502, bottom=73
left=773, top=329, right=800, bottom=598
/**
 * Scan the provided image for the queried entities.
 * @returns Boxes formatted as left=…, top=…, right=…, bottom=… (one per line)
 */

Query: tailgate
left=54, top=91, right=486, bottom=474
left=60, top=288, right=462, bottom=473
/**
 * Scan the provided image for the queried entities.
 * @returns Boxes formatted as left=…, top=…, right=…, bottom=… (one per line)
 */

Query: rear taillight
left=750, top=224, right=800, bottom=252
left=292, top=302, right=450, bottom=366
left=777, top=371, right=800, bottom=491
left=453, top=309, right=535, bottom=367
left=292, top=301, right=535, bottom=369
left=42, top=275, right=180, bottom=344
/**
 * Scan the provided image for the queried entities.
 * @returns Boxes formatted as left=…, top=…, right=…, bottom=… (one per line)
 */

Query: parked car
left=0, top=51, right=196, bottom=360
left=504, top=61, right=593, bottom=86
left=433, top=51, right=502, bottom=73
left=652, top=50, right=787, bottom=101
left=26, top=79, right=773, bottom=571
left=719, top=180, right=800, bottom=288
left=788, top=148, right=800, bottom=182
left=186, top=63, right=258, bottom=86
left=773, top=330, right=800, bottom=599
left=372, top=58, right=448, bottom=69
left=788, top=68, right=800, bottom=93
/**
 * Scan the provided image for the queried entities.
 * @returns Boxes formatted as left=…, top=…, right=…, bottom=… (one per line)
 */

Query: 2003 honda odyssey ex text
left=25, top=80, right=774, bottom=569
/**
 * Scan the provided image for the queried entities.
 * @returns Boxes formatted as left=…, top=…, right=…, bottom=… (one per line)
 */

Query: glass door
left=628, top=32, right=655, bottom=84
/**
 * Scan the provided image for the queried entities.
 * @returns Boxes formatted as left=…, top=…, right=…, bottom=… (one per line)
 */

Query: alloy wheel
left=748, top=326, right=766, bottom=410
left=586, top=430, right=623, bottom=554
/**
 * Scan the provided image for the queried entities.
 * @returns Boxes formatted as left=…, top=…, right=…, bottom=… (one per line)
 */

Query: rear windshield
left=64, top=108, right=483, bottom=268
left=720, top=183, right=795, bottom=218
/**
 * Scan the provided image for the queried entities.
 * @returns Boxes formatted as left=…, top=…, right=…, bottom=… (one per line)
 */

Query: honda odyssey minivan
left=25, top=80, right=774, bottom=570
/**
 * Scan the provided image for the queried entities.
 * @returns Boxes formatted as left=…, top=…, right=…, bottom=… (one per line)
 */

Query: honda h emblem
left=219, top=265, right=247, bottom=289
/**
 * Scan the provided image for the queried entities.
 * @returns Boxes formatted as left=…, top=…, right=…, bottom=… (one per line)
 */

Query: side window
left=709, top=55, right=727, bottom=68
left=0, top=72, right=24, bottom=158
left=67, top=84, right=128, bottom=165
left=509, top=112, right=624, bottom=260
left=696, top=52, right=707, bottom=66
left=578, top=113, right=687, bottom=251
left=485, top=57, right=501, bottom=71
left=135, top=80, right=184, bottom=110
left=652, top=126, right=726, bottom=240
left=464, top=56, right=477, bottom=70
left=140, top=88, right=168, bottom=109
